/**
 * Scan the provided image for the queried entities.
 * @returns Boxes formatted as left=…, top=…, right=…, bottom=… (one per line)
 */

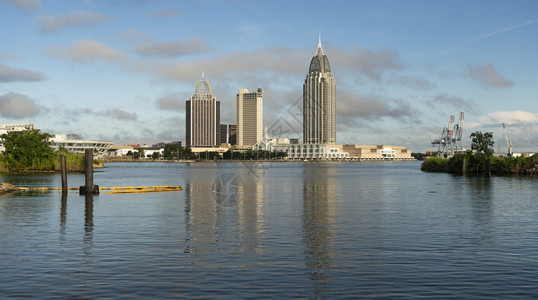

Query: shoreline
left=103, top=158, right=417, bottom=163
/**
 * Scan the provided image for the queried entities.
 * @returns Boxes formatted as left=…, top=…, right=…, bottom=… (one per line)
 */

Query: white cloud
left=0, top=62, right=46, bottom=82
left=37, top=11, right=111, bottom=33
left=479, top=111, right=538, bottom=126
left=47, top=39, right=125, bottom=63
left=427, top=93, right=476, bottom=113
left=331, top=46, right=402, bottom=81
left=465, top=63, right=514, bottom=88
left=156, top=94, right=184, bottom=111
left=1, top=0, right=40, bottom=11
left=475, top=19, right=538, bottom=41
left=119, top=28, right=152, bottom=43
left=134, top=37, right=212, bottom=58
left=148, top=9, right=182, bottom=18
left=103, top=108, right=138, bottom=121
left=0, top=92, right=47, bottom=118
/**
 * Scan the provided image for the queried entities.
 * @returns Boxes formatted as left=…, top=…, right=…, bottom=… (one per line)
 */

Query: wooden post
left=60, top=154, right=68, bottom=193
left=462, top=158, right=466, bottom=175
left=79, top=149, right=99, bottom=195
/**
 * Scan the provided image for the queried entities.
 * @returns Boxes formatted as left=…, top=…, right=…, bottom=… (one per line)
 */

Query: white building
left=50, top=134, right=113, bottom=158
left=0, top=124, right=35, bottom=152
left=237, top=88, right=263, bottom=146
left=253, top=138, right=349, bottom=160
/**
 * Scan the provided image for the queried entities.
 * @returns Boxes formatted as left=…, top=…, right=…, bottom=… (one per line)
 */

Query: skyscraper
left=186, top=72, right=220, bottom=147
left=303, top=37, right=336, bottom=144
left=237, top=88, right=263, bottom=146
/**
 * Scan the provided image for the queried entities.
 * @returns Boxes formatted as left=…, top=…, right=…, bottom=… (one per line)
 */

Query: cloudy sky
left=1, top=0, right=537, bottom=152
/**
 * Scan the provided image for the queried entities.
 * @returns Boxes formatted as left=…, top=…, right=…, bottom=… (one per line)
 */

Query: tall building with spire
left=303, top=36, right=336, bottom=144
left=186, top=72, right=220, bottom=147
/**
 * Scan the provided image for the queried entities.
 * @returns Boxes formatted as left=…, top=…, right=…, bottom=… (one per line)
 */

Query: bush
left=422, top=153, right=538, bottom=174
left=421, top=157, right=448, bottom=172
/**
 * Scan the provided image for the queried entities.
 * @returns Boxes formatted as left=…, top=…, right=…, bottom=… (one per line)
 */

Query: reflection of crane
left=502, top=123, right=513, bottom=156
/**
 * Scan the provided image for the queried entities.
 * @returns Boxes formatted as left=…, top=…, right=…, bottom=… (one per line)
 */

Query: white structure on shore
left=50, top=134, right=113, bottom=158
left=0, top=124, right=35, bottom=152
left=253, top=139, right=413, bottom=160
left=253, top=139, right=349, bottom=159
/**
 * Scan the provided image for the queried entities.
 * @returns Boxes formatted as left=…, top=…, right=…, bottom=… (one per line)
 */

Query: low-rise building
left=253, top=139, right=349, bottom=160
left=342, top=144, right=413, bottom=160
left=0, top=124, right=35, bottom=152
left=50, top=134, right=113, bottom=158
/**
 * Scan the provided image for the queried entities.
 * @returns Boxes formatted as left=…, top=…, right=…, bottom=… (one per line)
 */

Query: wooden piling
left=79, top=149, right=99, bottom=195
left=60, top=154, right=67, bottom=193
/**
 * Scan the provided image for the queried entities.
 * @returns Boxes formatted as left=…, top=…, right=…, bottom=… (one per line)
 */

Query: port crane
left=431, top=112, right=464, bottom=157
left=502, top=123, right=513, bottom=156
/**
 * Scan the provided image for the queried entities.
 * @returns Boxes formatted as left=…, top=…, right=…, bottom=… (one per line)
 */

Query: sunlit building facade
left=303, top=37, right=336, bottom=144
left=237, top=88, right=263, bottom=146
left=186, top=73, right=221, bottom=147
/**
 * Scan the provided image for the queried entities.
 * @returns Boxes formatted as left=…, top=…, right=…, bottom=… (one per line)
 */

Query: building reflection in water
left=83, top=193, right=94, bottom=255
left=184, top=164, right=267, bottom=267
left=302, top=164, right=337, bottom=295
left=184, top=172, right=219, bottom=256
left=236, top=172, right=265, bottom=262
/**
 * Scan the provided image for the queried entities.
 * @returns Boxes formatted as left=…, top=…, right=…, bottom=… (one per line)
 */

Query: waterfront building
left=237, top=88, right=263, bottom=146
left=253, top=139, right=349, bottom=160
left=50, top=134, right=113, bottom=158
left=342, top=144, right=413, bottom=160
left=303, top=37, right=336, bottom=144
left=186, top=72, right=221, bottom=147
left=0, top=124, right=35, bottom=153
left=253, top=139, right=413, bottom=160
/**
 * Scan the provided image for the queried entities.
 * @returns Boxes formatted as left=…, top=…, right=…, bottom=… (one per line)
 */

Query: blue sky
left=0, top=0, right=537, bottom=152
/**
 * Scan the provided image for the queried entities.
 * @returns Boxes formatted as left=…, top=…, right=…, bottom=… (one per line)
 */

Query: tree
left=0, top=129, right=55, bottom=170
left=470, top=131, right=494, bottom=174
left=470, top=131, right=494, bottom=156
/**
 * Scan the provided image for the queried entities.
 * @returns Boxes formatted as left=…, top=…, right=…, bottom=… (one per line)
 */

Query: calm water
left=1, top=161, right=537, bottom=298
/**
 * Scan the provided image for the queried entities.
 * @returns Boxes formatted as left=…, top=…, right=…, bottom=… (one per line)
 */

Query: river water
left=0, top=161, right=537, bottom=298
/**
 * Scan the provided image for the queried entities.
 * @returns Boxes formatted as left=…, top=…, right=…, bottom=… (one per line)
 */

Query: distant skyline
left=0, top=0, right=537, bottom=152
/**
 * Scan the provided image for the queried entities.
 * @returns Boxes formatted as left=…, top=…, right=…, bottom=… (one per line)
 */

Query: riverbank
left=0, top=183, right=19, bottom=195
left=103, top=157, right=416, bottom=163
left=421, top=153, right=538, bottom=175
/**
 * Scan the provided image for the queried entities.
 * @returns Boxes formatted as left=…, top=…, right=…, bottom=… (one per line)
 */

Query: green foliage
left=0, top=130, right=88, bottom=172
left=1, top=129, right=55, bottom=170
left=412, top=152, right=427, bottom=160
left=222, top=150, right=287, bottom=160
left=420, top=156, right=448, bottom=172
left=162, top=144, right=195, bottom=160
left=52, top=151, right=86, bottom=172
left=470, top=131, right=494, bottom=156
left=422, top=152, right=538, bottom=175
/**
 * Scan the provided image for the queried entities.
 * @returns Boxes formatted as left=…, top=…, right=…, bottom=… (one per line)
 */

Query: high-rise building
left=220, top=124, right=229, bottom=144
left=236, top=88, right=263, bottom=146
left=228, top=124, right=237, bottom=145
left=303, top=37, right=336, bottom=144
left=186, top=72, right=220, bottom=147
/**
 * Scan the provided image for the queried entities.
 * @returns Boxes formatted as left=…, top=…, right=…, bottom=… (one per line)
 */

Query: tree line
left=0, top=129, right=86, bottom=172
left=421, top=131, right=537, bottom=174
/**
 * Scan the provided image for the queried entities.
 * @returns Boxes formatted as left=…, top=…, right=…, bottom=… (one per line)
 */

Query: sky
left=0, top=0, right=537, bottom=152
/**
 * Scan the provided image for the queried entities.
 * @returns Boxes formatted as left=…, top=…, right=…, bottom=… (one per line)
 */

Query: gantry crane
left=502, top=123, right=513, bottom=156
left=431, top=112, right=464, bottom=157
